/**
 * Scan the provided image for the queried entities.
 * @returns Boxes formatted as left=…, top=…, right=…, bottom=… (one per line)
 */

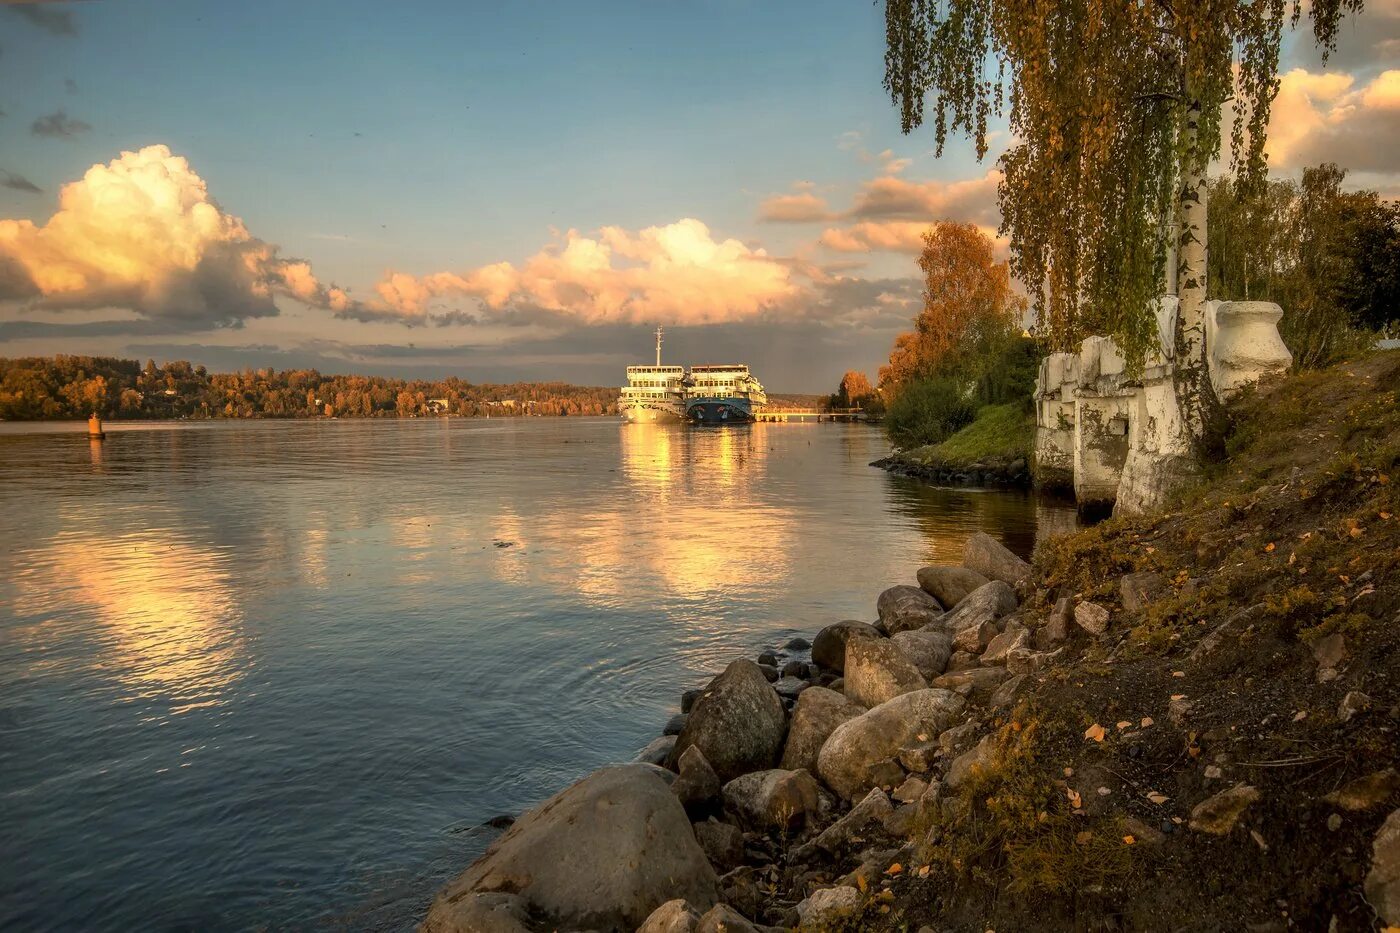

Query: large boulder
left=890, top=628, right=953, bottom=680
left=672, top=746, right=722, bottom=813
left=940, top=581, right=1018, bottom=632
left=817, top=689, right=967, bottom=799
left=424, top=892, right=535, bottom=933
left=696, top=904, right=760, bottom=933
left=876, top=585, right=943, bottom=634
left=638, top=899, right=702, bottom=933
left=795, top=885, right=863, bottom=928
left=422, top=765, right=719, bottom=933
left=916, top=565, right=991, bottom=609
left=722, top=768, right=825, bottom=831
left=843, top=637, right=927, bottom=708
left=962, top=531, right=1031, bottom=585
left=811, top=620, right=883, bottom=673
left=781, top=687, right=865, bottom=773
left=668, top=660, right=787, bottom=782
left=1366, top=808, right=1400, bottom=926
left=812, top=787, right=893, bottom=852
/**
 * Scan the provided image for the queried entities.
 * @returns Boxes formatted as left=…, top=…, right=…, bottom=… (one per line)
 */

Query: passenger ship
left=684, top=364, right=767, bottom=425
left=617, top=327, right=687, bottom=423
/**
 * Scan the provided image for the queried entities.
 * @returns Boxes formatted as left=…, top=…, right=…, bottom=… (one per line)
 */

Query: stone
left=757, top=652, right=778, bottom=667
left=1323, top=769, right=1400, bottom=812
left=692, top=819, right=744, bottom=873
left=814, top=787, right=893, bottom=852
left=953, top=619, right=1000, bottom=653
left=722, top=768, right=823, bottom=831
left=1187, top=604, right=1263, bottom=663
left=668, top=660, right=788, bottom=782
left=423, top=892, right=535, bottom=933
left=843, top=637, right=927, bottom=708
left=1168, top=695, right=1193, bottom=726
left=1312, top=632, right=1346, bottom=682
left=696, top=903, right=759, bottom=933
left=945, top=650, right=979, bottom=671
left=1007, top=647, right=1062, bottom=676
left=422, top=764, right=718, bottom=932
left=890, top=627, right=954, bottom=680
left=941, top=580, right=1019, bottom=632
left=1339, top=691, right=1374, bottom=722
left=987, top=673, right=1029, bottom=710
left=772, top=676, right=809, bottom=701
left=664, top=713, right=689, bottom=736
left=757, top=663, right=779, bottom=683
left=897, top=739, right=939, bottom=773
left=938, top=722, right=979, bottom=753
left=915, top=565, right=991, bottom=610
left=785, top=636, right=812, bottom=650
left=1188, top=783, right=1260, bottom=835
left=931, top=667, right=1011, bottom=704
left=1365, top=808, right=1400, bottom=926
left=876, top=584, right=944, bottom=635
left=1040, top=597, right=1072, bottom=646
left=816, top=689, right=966, bottom=800
left=638, top=899, right=702, bottom=933
left=682, top=689, right=704, bottom=713
left=1073, top=601, right=1110, bottom=636
left=672, top=746, right=722, bottom=812
left=1120, top=571, right=1167, bottom=612
left=893, top=776, right=929, bottom=803
left=795, top=885, right=862, bottom=928
left=811, top=620, right=883, bottom=673
left=962, top=531, right=1032, bottom=585
left=1121, top=815, right=1166, bottom=846
left=780, top=687, right=865, bottom=774
left=866, top=757, right=906, bottom=790
left=781, top=659, right=808, bottom=678
left=981, top=620, right=1030, bottom=664
left=945, top=734, right=997, bottom=790
left=637, top=735, right=677, bottom=766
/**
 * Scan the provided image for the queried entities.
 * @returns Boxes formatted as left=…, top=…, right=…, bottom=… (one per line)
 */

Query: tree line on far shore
left=0, top=356, right=619, bottom=420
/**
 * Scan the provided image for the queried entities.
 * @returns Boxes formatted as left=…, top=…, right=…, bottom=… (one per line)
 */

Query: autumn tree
left=879, top=221, right=1025, bottom=393
left=882, top=0, right=1362, bottom=457
left=834, top=370, right=875, bottom=408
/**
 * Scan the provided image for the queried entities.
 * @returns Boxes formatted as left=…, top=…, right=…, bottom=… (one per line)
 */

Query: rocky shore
left=871, top=453, right=1032, bottom=489
left=421, top=353, right=1399, bottom=933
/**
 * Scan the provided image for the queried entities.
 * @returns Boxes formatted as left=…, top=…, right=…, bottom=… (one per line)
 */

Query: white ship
left=618, top=327, right=687, bottom=424
left=684, top=364, right=767, bottom=424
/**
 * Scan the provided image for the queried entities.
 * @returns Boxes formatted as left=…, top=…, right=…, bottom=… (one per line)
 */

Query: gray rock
left=962, top=531, right=1031, bottom=585
left=945, top=649, right=979, bottom=671
left=1188, top=603, right=1263, bottom=663
left=780, top=687, right=865, bottom=774
left=636, top=735, right=677, bottom=766
left=817, top=689, right=966, bottom=799
left=422, top=892, right=535, bottom=933
left=890, top=628, right=954, bottom=680
left=422, top=764, right=718, bottom=933
left=981, top=620, right=1030, bottom=664
left=1339, top=690, right=1374, bottom=722
left=638, top=899, right=702, bottom=933
left=916, top=565, right=991, bottom=609
left=897, top=739, right=939, bottom=773
left=1188, top=783, right=1260, bottom=835
left=1006, top=646, right=1062, bottom=675
left=1365, top=807, right=1400, bottom=926
left=1073, top=601, right=1110, bottom=636
left=772, top=676, right=809, bottom=700
left=1120, top=571, right=1166, bottom=612
left=843, top=637, right=927, bottom=708
left=953, top=619, right=999, bottom=653
left=668, top=660, right=788, bottom=783
left=945, top=733, right=997, bottom=790
left=785, top=636, right=812, bottom=650
left=757, top=652, right=778, bottom=667
left=1040, top=597, right=1072, bottom=646
left=931, top=667, right=1011, bottom=704
left=781, top=659, right=808, bottom=678
left=1313, top=632, right=1347, bottom=682
left=664, top=713, right=689, bottom=736
left=876, top=584, right=944, bottom=635
left=814, top=787, right=893, bottom=852
left=941, top=580, right=1018, bottom=632
left=757, top=663, right=779, bottom=682
left=987, top=672, right=1029, bottom=710
left=672, top=746, right=722, bottom=812
left=1323, top=768, right=1400, bottom=812
left=692, top=818, right=744, bottom=873
left=893, top=775, right=929, bottom=803
left=795, top=885, right=862, bottom=928
left=682, top=689, right=704, bottom=713
left=696, top=903, right=760, bottom=933
left=723, top=768, right=824, bottom=831
left=811, top=620, right=883, bottom=673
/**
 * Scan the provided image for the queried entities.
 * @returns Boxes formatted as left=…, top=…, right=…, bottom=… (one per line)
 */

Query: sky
left=1, top=0, right=1397, bottom=392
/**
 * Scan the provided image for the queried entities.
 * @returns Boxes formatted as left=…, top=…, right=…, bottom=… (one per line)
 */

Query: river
left=0, top=417, right=1076, bottom=931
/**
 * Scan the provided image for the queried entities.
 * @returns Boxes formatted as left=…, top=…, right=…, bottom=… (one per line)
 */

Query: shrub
left=884, top=377, right=977, bottom=449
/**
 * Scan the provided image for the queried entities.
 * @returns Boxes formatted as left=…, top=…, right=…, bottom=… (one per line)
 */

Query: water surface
left=0, top=418, right=1074, bottom=930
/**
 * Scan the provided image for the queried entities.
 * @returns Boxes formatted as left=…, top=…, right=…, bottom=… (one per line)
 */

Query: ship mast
left=655, top=325, right=664, bottom=367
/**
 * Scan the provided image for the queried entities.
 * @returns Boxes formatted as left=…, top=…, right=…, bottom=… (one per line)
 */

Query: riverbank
left=422, top=351, right=1399, bottom=932
left=872, top=402, right=1035, bottom=488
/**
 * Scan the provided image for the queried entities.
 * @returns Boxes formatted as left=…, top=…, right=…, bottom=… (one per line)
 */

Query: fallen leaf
left=917, top=864, right=930, bottom=879
left=1066, top=788, right=1083, bottom=809
left=1116, top=720, right=1132, bottom=730
left=916, top=733, right=928, bottom=742
left=1076, top=830, right=1094, bottom=845
left=885, top=863, right=902, bottom=875
left=1171, top=671, right=1185, bottom=678
left=1265, top=542, right=1275, bottom=552
left=1085, top=723, right=1106, bottom=742
left=1123, top=835, right=1136, bottom=845
left=1170, top=694, right=1186, bottom=701
left=856, top=874, right=868, bottom=893
left=1293, top=710, right=1307, bottom=722
left=1140, top=717, right=1154, bottom=727
left=1146, top=791, right=1169, bottom=805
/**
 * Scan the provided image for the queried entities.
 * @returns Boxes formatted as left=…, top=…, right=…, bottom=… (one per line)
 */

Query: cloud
left=7, top=3, right=78, bottom=36
left=1267, top=68, right=1400, bottom=175
left=1290, top=0, right=1400, bottom=71
left=810, top=170, right=1004, bottom=254
left=1, top=170, right=42, bottom=194
left=0, top=144, right=359, bottom=327
left=362, top=219, right=803, bottom=326
left=757, top=189, right=836, bottom=223
left=31, top=110, right=91, bottom=138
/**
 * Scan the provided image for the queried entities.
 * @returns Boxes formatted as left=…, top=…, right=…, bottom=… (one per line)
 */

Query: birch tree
left=882, top=0, right=1361, bottom=455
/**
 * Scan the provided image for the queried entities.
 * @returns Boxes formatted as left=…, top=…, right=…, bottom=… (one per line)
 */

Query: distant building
left=426, top=398, right=450, bottom=414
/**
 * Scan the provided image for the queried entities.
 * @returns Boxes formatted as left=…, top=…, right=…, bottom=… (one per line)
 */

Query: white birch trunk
left=1174, top=97, right=1211, bottom=443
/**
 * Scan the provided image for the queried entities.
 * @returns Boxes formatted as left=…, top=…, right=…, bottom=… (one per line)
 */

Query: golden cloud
left=1267, top=68, right=1400, bottom=174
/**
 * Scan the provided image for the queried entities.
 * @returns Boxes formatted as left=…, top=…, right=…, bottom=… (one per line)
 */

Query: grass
left=902, top=402, right=1034, bottom=469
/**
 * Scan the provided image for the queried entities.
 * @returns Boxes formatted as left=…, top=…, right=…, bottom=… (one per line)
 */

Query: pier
left=753, top=407, right=875, bottom=423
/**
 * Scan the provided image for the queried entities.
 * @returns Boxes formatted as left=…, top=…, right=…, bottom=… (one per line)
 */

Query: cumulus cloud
left=363, top=218, right=803, bottom=326
left=0, top=144, right=358, bottom=327
left=1267, top=68, right=1400, bottom=174
left=757, top=188, right=835, bottom=223
left=31, top=110, right=91, bottom=138
left=1, top=170, right=42, bottom=194
left=808, top=169, right=1003, bottom=254
left=7, top=3, right=78, bottom=36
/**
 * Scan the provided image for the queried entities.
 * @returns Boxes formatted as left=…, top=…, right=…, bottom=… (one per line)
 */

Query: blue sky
left=1, top=0, right=1396, bottom=390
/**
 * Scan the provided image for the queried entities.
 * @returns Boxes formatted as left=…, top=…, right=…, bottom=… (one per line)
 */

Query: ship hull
left=621, top=403, right=686, bottom=424
left=686, top=398, right=755, bottom=425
